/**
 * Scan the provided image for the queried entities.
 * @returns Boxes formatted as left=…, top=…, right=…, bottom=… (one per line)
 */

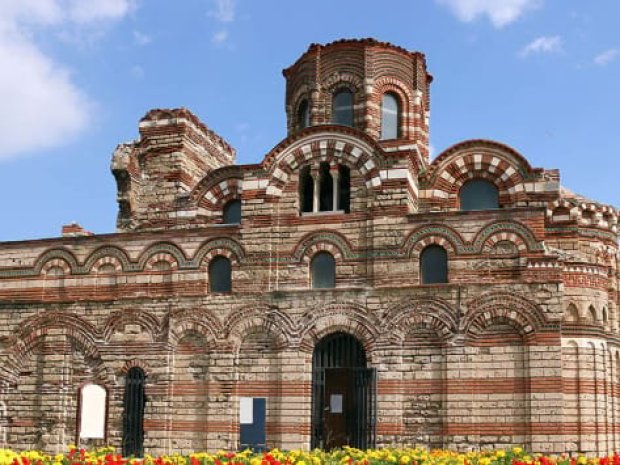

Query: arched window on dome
left=223, top=199, right=241, bottom=224
left=459, top=179, right=499, bottom=211
left=209, top=256, right=232, bottom=293
left=311, top=252, right=336, bottom=289
left=381, top=93, right=401, bottom=140
left=298, top=99, right=310, bottom=130
left=332, top=89, right=354, bottom=127
left=420, top=245, right=448, bottom=284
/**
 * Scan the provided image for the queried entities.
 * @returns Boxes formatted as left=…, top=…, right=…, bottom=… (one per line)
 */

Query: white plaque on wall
left=240, top=397, right=253, bottom=424
left=79, top=384, right=107, bottom=439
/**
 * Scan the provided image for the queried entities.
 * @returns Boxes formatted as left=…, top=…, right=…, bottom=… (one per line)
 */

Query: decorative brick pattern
left=0, top=38, right=618, bottom=456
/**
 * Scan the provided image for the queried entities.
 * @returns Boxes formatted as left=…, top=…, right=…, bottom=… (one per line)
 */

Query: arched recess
left=262, top=131, right=384, bottom=206
left=103, top=309, right=161, bottom=344
left=472, top=220, right=544, bottom=254
left=461, top=291, right=547, bottom=337
left=561, top=339, right=582, bottom=453
left=84, top=246, right=131, bottom=273
left=194, top=237, right=245, bottom=266
left=167, top=307, right=223, bottom=348
left=381, top=298, right=457, bottom=449
left=464, top=316, right=530, bottom=448
left=293, top=230, right=353, bottom=262
left=171, top=330, right=211, bottom=453
left=190, top=166, right=243, bottom=207
left=565, top=303, right=580, bottom=323
left=424, top=140, right=535, bottom=210
left=404, top=225, right=465, bottom=257
left=0, top=400, right=6, bottom=447
left=224, top=304, right=295, bottom=351
left=34, top=248, right=79, bottom=275
left=4, top=317, right=105, bottom=451
left=401, top=325, right=445, bottom=448
left=136, top=242, right=188, bottom=271
left=298, top=302, right=380, bottom=359
left=235, top=325, right=283, bottom=449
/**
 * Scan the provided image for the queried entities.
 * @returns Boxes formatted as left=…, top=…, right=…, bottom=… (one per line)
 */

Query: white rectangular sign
left=240, top=397, right=253, bottom=424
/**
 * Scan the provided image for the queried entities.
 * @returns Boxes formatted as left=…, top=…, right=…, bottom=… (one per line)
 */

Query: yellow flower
left=401, top=456, right=411, bottom=464
left=577, top=457, right=588, bottom=465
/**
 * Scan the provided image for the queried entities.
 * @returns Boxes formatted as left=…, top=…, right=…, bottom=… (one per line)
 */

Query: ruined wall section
left=112, top=108, right=236, bottom=232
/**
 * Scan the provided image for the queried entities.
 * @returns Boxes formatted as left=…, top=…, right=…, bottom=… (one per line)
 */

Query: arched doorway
left=311, top=332, right=375, bottom=449
left=122, top=367, right=146, bottom=457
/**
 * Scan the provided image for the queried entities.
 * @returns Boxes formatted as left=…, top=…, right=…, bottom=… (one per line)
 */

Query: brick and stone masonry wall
left=0, top=39, right=618, bottom=455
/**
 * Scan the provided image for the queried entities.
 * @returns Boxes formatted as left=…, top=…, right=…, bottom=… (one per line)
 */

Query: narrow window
left=209, top=256, right=232, bottom=293
left=311, top=252, right=336, bottom=289
left=381, top=93, right=400, bottom=140
left=298, top=99, right=310, bottom=130
left=223, top=199, right=241, bottom=224
left=332, top=89, right=354, bottom=127
left=299, top=166, right=314, bottom=213
left=338, top=165, right=351, bottom=213
left=79, top=384, right=107, bottom=440
left=459, top=179, right=499, bottom=211
left=420, top=245, right=448, bottom=284
left=122, top=367, right=145, bottom=457
left=318, top=162, right=333, bottom=211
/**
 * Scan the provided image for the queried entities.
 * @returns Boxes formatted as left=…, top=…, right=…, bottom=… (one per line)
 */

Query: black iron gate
left=311, top=332, right=376, bottom=449
left=122, top=367, right=146, bottom=457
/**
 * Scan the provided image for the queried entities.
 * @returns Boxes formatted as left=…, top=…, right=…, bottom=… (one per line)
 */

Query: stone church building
left=0, top=39, right=618, bottom=455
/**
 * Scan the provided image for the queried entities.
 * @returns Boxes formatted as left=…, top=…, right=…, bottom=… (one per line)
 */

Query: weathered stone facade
left=0, top=38, right=618, bottom=455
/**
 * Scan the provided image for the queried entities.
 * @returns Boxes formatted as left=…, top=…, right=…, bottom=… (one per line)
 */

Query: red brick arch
left=425, top=140, right=535, bottom=210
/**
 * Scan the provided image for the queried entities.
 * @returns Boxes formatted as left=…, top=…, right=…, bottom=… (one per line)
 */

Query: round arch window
left=459, top=179, right=499, bottom=211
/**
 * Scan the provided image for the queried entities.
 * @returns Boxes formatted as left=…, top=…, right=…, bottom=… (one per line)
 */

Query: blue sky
left=0, top=0, right=618, bottom=241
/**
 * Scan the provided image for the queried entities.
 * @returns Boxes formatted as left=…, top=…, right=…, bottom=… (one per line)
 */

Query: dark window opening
left=122, top=367, right=145, bottom=457
left=311, top=252, right=336, bottom=289
left=381, top=93, right=400, bottom=140
left=332, top=89, right=354, bottom=127
left=300, top=166, right=314, bottom=213
left=223, top=199, right=241, bottom=224
left=298, top=99, right=310, bottom=130
left=420, top=245, right=448, bottom=284
left=339, top=165, right=351, bottom=213
left=299, top=164, right=351, bottom=214
left=209, top=256, right=232, bottom=293
left=459, top=179, right=499, bottom=211
left=319, top=162, right=334, bottom=211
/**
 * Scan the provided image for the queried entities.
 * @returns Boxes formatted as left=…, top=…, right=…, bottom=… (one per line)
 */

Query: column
left=312, top=168, right=320, bottom=213
left=331, top=165, right=340, bottom=211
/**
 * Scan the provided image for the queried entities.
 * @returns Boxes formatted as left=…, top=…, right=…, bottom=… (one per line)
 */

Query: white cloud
left=0, top=35, right=91, bottom=158
left=133, top=30, right=151, bottom=46
left=519, top=35, right=563, bottom=57
left=211, top=29, right=229, bottom=45
left=209, top=0, right=236, bottom=23
left=67, top=0, right=135, bottom=24
left=208, top=0, right=236, bottom=45
left=436, top=0, right=542, bottom=28
left=0, top=0, right=133, bottom=160
left=594, top=48, right=618, bottom=66
left=130, top=65, right=145, bottom=79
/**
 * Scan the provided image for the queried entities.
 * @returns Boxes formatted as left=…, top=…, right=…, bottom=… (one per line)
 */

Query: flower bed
left=1, top=447, right=617, bottom=465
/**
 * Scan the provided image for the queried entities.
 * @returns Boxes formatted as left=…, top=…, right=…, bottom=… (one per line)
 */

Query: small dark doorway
left=311, top=332, right=376, bottom=450
left=122, top=367, right=146, bottom=457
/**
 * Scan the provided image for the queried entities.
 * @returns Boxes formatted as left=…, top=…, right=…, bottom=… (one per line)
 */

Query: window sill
left=301, top=210, right=346, bottom=216
left=213, top=222, right=241, bottom=227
